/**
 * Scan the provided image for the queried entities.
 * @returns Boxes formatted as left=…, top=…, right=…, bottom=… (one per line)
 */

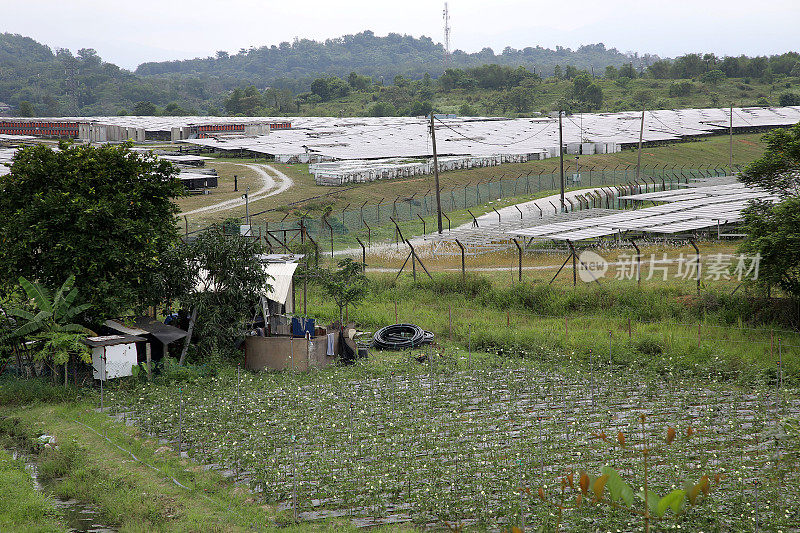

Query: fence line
left=187, top=165, right=731, bottom=246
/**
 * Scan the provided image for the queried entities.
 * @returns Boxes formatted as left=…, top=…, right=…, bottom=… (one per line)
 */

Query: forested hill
left=135, top=31, right=642, bottom=88
left=0, top=33, right=167, bottom=116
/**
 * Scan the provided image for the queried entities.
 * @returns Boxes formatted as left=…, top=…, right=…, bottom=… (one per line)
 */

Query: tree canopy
left=740, top=123, right=800, bottom=297
left=740, top=123, right=800, bottom=197
left=0, top=142, right=184, bottom=319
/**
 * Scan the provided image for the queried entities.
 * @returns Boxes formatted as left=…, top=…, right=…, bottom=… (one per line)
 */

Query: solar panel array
left=180, top=106, right=800, bottom=161
left=0, top=148, right=14, bottom=177
left=508, top=180, right=776, bottom=241
left=427, top=208, right=619, bottom=248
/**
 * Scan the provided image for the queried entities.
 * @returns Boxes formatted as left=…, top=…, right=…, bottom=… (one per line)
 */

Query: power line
left=433, top=116, right=556, bottom=147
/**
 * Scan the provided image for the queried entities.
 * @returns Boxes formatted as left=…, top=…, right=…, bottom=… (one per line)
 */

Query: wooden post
left=179, top=307, right=198, bottom=366
left=145, top=342, right=152, bottom=381
left=430, top=114, right=444, bottom=233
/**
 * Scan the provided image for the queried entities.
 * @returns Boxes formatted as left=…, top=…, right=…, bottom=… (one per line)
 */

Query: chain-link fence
left=189, top=165, right=732, bottom=250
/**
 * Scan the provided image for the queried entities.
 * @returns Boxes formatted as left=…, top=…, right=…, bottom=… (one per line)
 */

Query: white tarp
left=264, top=262, right=298, bottom=305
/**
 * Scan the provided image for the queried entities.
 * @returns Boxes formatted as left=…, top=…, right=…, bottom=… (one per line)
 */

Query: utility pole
left=636, top=105, right=645, bottom=183
left=729, top=104, right=734, bottom=174
left=559, top=110, right=565, bottom=212
left=430, top=114, right=444, bottom=233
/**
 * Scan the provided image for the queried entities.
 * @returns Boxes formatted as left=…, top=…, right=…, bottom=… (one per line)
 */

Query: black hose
left=372, top=323, right=434, bottom=350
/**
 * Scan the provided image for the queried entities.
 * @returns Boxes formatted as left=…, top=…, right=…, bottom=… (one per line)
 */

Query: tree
left=409, top=100, right=433, bottom=117
left=740, top=123, right=800, bottom=196
left=171, top=226, right=271, bottom=361
left=0, top=142, right=184, bottom=319
left=570, top=73, right=603, bottom=110
left=319, top=258, right=368, bottom=323
left=310, top=76, right=350, bottom=101
left=367, top=101, right=396, bottom=117
left=133, top=101, right=157, bottom=115
left=700, top=69, right=726, bottom=86
left=668, top=81, right=693, bottom=97
left=17, top=101, right=35, bottom=117
left=225, top=86, right=264, bottom=115
left=9, top=275, right=93, bottom=385
left=740, top=198, right=800, bottom=297
left=739, top=123, right=800, bottom=297
left=779, top=92, right=800, bottom=106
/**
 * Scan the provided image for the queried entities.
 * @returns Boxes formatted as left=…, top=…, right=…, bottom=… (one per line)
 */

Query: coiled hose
left=372, top=323, right=434, bottom=350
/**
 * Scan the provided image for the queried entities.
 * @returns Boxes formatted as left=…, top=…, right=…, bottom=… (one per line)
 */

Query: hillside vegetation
left=1, top=32, right=798, bottom=118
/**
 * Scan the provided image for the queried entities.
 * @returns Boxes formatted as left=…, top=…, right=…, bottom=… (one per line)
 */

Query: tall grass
left=306, top=273, right=800, bottom=385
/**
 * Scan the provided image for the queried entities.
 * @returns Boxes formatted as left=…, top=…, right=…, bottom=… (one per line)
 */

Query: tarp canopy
left=264, top=262, right=298, bottom=305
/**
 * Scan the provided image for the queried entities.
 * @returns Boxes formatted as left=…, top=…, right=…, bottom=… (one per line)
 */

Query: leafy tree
left=618, top=63, right=636, bottom=79
left=9, top=275, right=93, bottom=385
left=779, top=92, right=800, bottom=106
left=459, top=103, right=477, bottom=116
left=700, top=69, right=726, bottom=86
left=409, top=100, right=433, bottom=116
left=17, top=101, right=35, bottom=117
left=368, top=101, right=397, bottom=117
left=668, top=81, right=693, bottom=97
left=604, top=65, right=618, bottom=79
left=347, top=71, right=372, bottom=91
left=171, top=227, right=271, bottom=361
left=310, top=76, right=350, bottom=101
left=319, top=258, right=368, bottom=323
left=564, top=65, right=579, bottom=80
left=225, top=86, right=264, bottom=115
left=571, top=73, right=603, bottom=110
left=133, top=101, right=157, bottom=115
left=740, top=123, right=800, bottom=196
left=739, top=123, right=800, bottom=297
left=0, top=142, right=183, bottom=319
left=740, top=198, right=800, bottom=297
left=502, top=86, right=535, bottom=113
left=162, top=102, right=188, bottom=116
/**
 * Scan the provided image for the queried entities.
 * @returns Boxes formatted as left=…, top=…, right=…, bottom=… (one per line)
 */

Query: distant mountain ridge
left=134, top=30, right=647, bottom=87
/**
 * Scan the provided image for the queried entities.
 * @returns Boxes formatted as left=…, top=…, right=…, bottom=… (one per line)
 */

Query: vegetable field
left=106, top=354, right=799, bottom=531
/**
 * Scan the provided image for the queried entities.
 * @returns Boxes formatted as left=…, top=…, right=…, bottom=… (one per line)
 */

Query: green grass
left=302, top=273, right=800, bottom=386
left=0, top=448, right=66, bottom=533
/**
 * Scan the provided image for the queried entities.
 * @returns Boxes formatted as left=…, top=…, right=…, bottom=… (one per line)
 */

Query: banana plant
left=9, top=275, right=94, bottom=385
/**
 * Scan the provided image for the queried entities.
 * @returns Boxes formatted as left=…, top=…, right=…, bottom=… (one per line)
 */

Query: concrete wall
left=243, top=335, right=338, bottom=372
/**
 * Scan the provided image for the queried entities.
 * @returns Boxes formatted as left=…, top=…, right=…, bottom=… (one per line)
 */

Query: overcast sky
left=3, top=0, right=798, bottom=71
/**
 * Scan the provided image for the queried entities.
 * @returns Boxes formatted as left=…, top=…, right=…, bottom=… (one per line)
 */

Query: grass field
left=178, top=132, right=767, bottom=232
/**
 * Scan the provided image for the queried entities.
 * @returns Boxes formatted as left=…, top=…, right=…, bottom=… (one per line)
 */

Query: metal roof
left=179, top=106, right=800, bottom=161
